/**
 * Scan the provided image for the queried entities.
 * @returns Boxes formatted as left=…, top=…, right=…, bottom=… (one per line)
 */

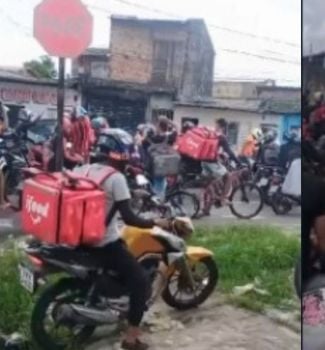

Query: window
left=181, top=117, right=199, bottom=127
left=152, top=40, right=178, bottom=85
left=151, top=109, right=174, bottom=124
left=227, top=122, right=239, bottom=146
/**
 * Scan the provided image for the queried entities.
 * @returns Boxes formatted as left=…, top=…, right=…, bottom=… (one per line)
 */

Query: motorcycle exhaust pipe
left=55, top=304, right=119, bottom=326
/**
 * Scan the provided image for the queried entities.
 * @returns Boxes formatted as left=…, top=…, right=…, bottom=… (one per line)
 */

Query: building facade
left=0, top=69, right=77, bottom=127
left=108, top=16, right=215, bottom=99
left=303, top=53, right=325, bottom=93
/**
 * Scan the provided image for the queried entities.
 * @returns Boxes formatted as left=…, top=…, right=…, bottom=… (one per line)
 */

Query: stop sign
left=34, top=0, right=93, bottom=58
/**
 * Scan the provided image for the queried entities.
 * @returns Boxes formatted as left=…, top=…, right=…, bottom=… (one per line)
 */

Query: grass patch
left=0, top=225, right=300, bottom=337
left=0, top=248, right=33, bottom=336
left=191, top=224, right=300, bottom=312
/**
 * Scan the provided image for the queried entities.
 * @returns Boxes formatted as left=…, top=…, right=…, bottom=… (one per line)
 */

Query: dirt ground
left=86, top=298, right=300, bottom=350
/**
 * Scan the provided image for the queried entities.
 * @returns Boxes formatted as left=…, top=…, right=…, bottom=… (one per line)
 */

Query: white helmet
left=251, top=128, right=262, bottom=141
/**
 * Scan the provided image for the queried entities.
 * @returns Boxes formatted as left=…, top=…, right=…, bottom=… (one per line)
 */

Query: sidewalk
left=85, top=299, right=300, bottom=350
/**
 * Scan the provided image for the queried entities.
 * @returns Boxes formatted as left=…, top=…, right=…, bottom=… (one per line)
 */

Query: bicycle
left=200, top=164, right=264, bottom=219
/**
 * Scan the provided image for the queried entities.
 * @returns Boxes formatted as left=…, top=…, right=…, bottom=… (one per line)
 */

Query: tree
left=24, top=55, right=57, bottom=79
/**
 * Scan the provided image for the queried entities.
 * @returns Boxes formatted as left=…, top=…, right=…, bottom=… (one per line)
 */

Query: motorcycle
left=18, top=217, right=218, bottom=350
left=0, top=131, right=31, bottom=209
left=252, top=164, right=282, bottom=205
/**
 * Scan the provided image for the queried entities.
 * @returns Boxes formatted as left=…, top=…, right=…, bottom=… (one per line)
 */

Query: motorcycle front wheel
left=31, top=278, right=96, bottom=350
left=162, top=256, right=218, bottom=310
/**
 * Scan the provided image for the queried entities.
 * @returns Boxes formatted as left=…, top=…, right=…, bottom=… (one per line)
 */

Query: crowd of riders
left=0, top=98, right=302, bottom=211
left=0, top=98, right=303, bottom=349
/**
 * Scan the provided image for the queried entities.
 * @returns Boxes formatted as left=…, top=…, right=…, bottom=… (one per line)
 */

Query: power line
left=89, top=0, right=300, bottom=48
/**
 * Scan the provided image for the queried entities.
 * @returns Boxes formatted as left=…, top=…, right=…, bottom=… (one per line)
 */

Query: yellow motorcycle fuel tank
left=121, top=226, right=165, bottom=258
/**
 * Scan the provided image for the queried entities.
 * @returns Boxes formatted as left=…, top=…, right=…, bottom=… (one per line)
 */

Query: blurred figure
left=49, top=114, right=84, bottom=171
left=279, top=128, right=301, bottom=170
left=91, top=116, right=110, bottom=141
left=181, top=121, right=195, bottom=135
left=240, top=128, right=262, bottom=159
left=256, top=129, right=280, bottom=166
left=143, top=116, right=178, bottom=199
left=0, top=101, right=9, bottom=130
left=70, top=106, right=95, bottom=163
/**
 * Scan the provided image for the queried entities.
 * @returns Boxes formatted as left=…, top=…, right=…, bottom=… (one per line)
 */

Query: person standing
left=70, top=104, right=95, bottom=164
left=142, top=116, right=177, bottom=199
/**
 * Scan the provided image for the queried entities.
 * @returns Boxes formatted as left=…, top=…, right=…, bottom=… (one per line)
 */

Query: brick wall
left=108, top=19, right=214, bottom=99
left=109, top=24, right=153, bottom=83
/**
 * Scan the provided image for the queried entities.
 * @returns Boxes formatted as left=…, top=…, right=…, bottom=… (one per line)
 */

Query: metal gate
left=86, top=94, right=146, bottom=134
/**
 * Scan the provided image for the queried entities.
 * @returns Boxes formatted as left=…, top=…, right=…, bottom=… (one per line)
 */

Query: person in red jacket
left=48, top=115, right=84, bottom=171
left=70, top=105, right=96, bottom=163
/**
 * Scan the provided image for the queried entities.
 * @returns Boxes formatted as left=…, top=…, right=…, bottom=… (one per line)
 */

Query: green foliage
left=24, top=55, right=57, bottom=79
left=0, top=249, right=33, bottom=336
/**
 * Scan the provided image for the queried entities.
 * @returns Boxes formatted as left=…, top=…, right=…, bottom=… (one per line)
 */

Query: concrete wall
left=145, top=93, right=174, bottom=122
left=72, top=55, right=109, bottom=79
left=213, top=81, right=259, bottom=99
left=174, top=105, right=281, bottom=151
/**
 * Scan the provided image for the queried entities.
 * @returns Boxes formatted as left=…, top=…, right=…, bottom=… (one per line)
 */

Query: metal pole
left=55, top=57, right=65, bottom=171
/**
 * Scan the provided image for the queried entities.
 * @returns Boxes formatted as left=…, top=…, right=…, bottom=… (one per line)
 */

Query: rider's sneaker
left=121, top=339, right=149, bottom=350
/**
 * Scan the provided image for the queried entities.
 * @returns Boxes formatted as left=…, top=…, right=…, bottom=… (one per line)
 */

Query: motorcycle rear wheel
left=271, top=193, right=292, bottom=215
left=162, top=257, right=218, bottom=310
left=31, top=278, right=96, bottom=350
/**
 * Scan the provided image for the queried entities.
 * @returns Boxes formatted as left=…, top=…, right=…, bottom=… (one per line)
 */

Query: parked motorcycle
left=19, top=217, right=218, bottom=350
left=252, top=164, right=283, bottom=205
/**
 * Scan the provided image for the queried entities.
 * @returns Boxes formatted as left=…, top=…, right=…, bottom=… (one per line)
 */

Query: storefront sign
left=0, top=82, right=75, bottom=106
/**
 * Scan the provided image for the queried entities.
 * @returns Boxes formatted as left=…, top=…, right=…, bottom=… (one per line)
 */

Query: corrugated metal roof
left=176, top=97, right=301, bottom=114
left=0, top=67, right=57, bottom=85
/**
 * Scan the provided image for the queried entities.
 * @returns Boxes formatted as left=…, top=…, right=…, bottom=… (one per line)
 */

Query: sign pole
left=55, top=57, right=65, bottom=171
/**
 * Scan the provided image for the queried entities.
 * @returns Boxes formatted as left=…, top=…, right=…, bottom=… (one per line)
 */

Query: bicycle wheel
left=166, top=191, right=200, bottom=218
left=229, top=182, right=263, bottom=219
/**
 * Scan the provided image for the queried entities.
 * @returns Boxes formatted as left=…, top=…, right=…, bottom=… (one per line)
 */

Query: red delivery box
left=22, top=171, right=106, bottom=246
left=176, top=127, right=219, bottom=161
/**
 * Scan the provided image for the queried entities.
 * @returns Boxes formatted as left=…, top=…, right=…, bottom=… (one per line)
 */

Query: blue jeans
left=152, top=176, right=167, bottom=200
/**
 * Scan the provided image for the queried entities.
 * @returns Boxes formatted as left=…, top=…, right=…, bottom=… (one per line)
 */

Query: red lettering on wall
left=0, top=86, right=57, bottom=105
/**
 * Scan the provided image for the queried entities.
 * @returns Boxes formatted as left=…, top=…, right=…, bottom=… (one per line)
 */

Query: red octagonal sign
left=34, top=0, right=93, bottom=58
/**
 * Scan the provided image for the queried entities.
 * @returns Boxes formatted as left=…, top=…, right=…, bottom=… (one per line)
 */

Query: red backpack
left=176, top=127, right=219, bottom=161
left=22, top=166, right=116, bottom=246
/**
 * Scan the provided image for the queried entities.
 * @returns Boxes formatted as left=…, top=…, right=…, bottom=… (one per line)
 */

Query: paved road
left=0, top=204, right=300, bottom=242
left=198, top=205, right=301, bottom=233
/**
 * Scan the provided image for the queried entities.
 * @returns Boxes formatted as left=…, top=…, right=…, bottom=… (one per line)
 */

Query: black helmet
left=96, top=128, right=133, bottom=162
left=264, top=129, right=278, bottom=143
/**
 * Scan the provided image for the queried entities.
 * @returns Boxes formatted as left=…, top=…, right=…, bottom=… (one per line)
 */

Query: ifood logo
left=25, top=195, right=50, bottom=224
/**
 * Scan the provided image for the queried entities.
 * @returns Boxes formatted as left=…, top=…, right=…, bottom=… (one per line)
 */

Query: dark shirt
left=302, top=173, right=325, bottom=282
left=219, top=135, right=240, bottom=165
left=278, top=141, right=301, bottom=169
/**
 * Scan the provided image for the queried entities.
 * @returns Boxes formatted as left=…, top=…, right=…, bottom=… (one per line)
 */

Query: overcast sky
left=303, top=0, right=325, bottom=56
left=0, top=0, right=300, bottom=86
